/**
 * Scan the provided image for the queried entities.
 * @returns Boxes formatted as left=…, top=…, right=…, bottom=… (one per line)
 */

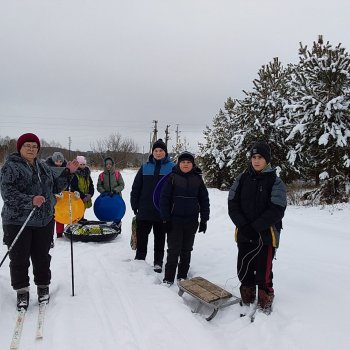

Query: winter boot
left=16, top=289, right=29, bottom=311
left=240, top=285, right=256, bottom=305
left=257, top=289, right=274, bottom=314
left=37, top=286, right=50, bottom=304
left=154, top=264, right=162, bottom=273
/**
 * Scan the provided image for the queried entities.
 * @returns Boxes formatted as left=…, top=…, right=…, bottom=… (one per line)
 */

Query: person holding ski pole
left=0, top=133, right=79, bottom=311
left=228, top=140, right=287, bottom=315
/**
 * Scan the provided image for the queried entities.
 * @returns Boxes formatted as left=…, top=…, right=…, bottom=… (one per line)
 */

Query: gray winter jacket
left=0, top=153, right=70, bottom=227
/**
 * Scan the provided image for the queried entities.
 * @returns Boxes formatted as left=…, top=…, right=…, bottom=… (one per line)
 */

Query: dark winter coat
left=0, top=153, right=70, bottom=227
left=159, top=165, right=210, bottom=224
left=130, top=155, right=175, bottom=221
left=228, top=165, right=287, bottom=247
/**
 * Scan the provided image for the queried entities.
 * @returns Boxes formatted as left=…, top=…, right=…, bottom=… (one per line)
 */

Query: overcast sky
left=1, top=0, right=349, bottom=154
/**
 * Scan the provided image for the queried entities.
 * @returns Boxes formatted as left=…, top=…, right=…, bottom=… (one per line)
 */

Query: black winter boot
left=37, top=286, right=50, bottom=304
left=17, top=291, right=29, bottom=311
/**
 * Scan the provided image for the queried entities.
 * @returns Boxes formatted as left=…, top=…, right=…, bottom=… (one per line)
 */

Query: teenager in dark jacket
left=130, top=139, right=175, bottom=273
left=0, top=133, right=79, bottom=310
left=160, top=152, right=210, bottom=285
left=45, top=152, right=67, bottom=238
left=228, top=141, right=287, bottom=314
left=70, top=156, right=94, bottom=219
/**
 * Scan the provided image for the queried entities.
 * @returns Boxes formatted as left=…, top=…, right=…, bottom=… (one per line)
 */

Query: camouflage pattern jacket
left=0, top=153, right=70, bottom=227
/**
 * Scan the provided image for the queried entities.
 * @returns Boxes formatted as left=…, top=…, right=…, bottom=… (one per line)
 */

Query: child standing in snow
left=97, top=157, right=125, bottom=197
left=70, top=155, right=94, bottom=219
left=45, top=151, right=67, bottom=238
left=159, top=152, right=210, bottom=286
left=228, top=140, right=287, bottom=314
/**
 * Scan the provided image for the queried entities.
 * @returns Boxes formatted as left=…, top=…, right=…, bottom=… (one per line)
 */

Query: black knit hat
left=177, top=151, right=195, bottom=164
left=250, top=141, right=271, bottom=164
left=152, top=139, right=167, bottom=155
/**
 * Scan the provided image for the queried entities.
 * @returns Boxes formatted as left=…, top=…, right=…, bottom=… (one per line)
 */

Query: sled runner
left=54, top=191, right=85, bottom=224
left=64, top=220, right=121, bottom=242
left=178, top=277, right=241, bottom=321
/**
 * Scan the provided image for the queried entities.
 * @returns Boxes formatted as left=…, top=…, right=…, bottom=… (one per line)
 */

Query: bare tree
left=90, top=133, right=139, bottom=168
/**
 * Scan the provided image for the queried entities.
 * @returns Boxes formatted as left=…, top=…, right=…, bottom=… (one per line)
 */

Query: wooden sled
left=178, top=276, right=241, bottom=321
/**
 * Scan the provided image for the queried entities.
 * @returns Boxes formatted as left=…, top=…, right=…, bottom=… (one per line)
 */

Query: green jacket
left=97, top=167, right=125, bottom=197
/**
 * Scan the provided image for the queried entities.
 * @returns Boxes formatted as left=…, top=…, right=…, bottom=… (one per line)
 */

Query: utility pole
left=68, top=136, right=72, bottom=160
left=165, top=125, right=170, bottom=147
left=150, top=120, right=158, bottom=152
left=175, top=124, right=181, bottom=146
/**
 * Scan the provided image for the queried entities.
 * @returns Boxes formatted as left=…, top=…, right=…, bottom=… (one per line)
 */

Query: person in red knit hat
left=0, top=133, right=79, bottom=310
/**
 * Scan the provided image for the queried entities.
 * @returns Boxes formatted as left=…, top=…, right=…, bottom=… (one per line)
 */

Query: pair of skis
left=10, top=302, right=47, bottom=350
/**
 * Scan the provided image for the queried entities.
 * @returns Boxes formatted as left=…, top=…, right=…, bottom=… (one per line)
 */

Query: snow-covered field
left=0, top=169, right=349, bottom=350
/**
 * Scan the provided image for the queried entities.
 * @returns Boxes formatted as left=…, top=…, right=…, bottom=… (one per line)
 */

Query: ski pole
left=0, top=207, right=37, bottom=268
left=68, top=187, right=75, bottom=296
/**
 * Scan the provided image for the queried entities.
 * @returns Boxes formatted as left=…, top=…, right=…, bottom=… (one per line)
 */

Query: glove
left=163, top=221, right=172, bottom=233
left=133, top=209, right=138, bottom=216
left=55, top=192, right=64, bottom=199
left=100, top=192, right=108, bottom=197
left=66, top=160, right=79, bottom=173
left=74, top=191, right=80, bottom=199
left=239, top=224, right=259, bottom=241
left=33, top=195, right=46, bottom=207
left=83, top=194, right=92, bottom=202
left=198, top=221, right=207, bottom=233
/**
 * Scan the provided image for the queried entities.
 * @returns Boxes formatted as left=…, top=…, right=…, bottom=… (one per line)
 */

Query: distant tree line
left=0, top=133, right=143, bottom=169
left=198, top=36, right=350, bottom=204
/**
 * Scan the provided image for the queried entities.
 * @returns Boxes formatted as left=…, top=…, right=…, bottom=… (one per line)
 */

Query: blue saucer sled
left=64, top=194, right=126, bottom=242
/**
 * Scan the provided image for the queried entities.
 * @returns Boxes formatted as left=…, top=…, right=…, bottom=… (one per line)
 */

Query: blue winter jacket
left=130, top=155, right=175, bottom=221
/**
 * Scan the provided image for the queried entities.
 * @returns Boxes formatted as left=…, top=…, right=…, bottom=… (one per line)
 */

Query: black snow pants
left=3, top=220, right=54, bottom=290
left=135, top=219, right=165, bottom=266
left=164, top=221, right=198, bottom=283
left=237, top=242, right=275, bottom=293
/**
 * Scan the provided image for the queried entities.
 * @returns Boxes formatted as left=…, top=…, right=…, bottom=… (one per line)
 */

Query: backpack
left=99, top=170, right=120, bottom=183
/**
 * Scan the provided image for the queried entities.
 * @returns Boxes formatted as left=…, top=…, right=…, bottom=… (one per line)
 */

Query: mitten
left=239, top=224, right=259, bottom=241
left=198, top=221, right=207, bottom=233
left=55, top=192, right=64, bottom=199
left=83, top=194, right=92, bottom=202
left=74, top=191, right=80, bottom=199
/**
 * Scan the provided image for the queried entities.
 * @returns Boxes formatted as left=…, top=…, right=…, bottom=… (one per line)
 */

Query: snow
left=1, top=169, right=350, bottom=350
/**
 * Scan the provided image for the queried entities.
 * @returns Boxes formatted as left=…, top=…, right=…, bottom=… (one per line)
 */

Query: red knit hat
left=17, top=133, right=41, bottom=152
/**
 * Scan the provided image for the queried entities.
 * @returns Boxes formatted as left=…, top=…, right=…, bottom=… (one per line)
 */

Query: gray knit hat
left=52, top=152, right=64, bottom=162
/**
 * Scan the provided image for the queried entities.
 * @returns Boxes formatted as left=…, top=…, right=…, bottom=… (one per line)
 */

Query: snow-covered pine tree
left=286, top=36, right=350, bottom=203
left=198, top=98, right=236, bottom=189
left=228, top=57, right=295, bottom=181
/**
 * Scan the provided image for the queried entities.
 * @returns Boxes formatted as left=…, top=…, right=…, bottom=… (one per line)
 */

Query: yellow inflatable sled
left=54, top=191, right=85, bottom=224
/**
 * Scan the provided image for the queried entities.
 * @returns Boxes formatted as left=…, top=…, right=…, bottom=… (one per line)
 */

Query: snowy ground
left=0, top=169, right=349, bottom=350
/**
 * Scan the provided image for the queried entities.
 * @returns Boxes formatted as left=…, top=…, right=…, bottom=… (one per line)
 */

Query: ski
left=10, top=309, right=26, bottom=350
left=36, top=302, right=47, bottom=339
